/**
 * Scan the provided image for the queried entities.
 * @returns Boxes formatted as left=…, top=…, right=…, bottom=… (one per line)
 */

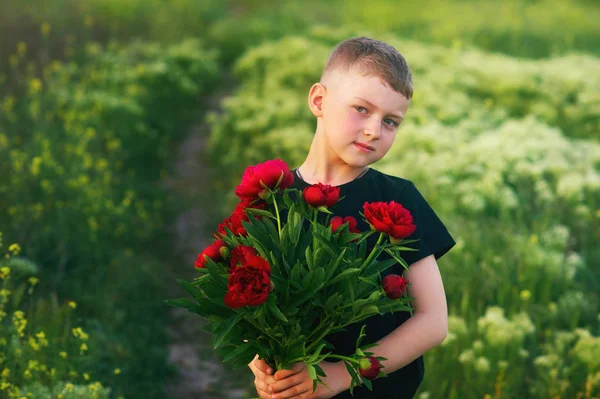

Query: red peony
left=235, top=159, right=294, bottom=203
left=358, top=356, right=382, bottom=380
left=302, top=183, right=340, bottom=208
left=224, top=254, right=272, bottom=308
left=194, top=239, right=227, bottom=269
left=215, top=202, right=266, bottom=238
left=229, top=245, right=258, bottom=272
left=330, top=216, right=360, bottom=234
left=363, top=201, right=417, bottom=242
left=382, top=274, right=409, bottom=299
left=216, top=210, right=249, bottom=238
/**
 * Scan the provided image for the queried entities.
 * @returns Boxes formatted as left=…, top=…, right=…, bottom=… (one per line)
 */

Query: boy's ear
left=308, top=83, right=326, bottom=117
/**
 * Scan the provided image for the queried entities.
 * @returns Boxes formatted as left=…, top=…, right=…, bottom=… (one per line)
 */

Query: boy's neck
left=297, top=155, right=369, bottom=186
left=298, top=128, right=370, bottom=186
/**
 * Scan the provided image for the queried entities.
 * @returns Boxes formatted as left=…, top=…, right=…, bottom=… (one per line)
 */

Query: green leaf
left=325, top=293, right=343, bottom=310
left=326, top=268, right=360, bottom=287
left=363, top=258, right=397, bottom=277
left=355, top=229, right=377, bottom=246
left=383, top=248, right=410, bottom=270
left=313, top=233, right=337, bottom=257
left=307, top=364, right=317, bottom=380
left=245, top=207, right=276, bottom=219
left=203, top=257, right=229, bottom=288
left=288, top=281, right=325, bottom=308
left=213, top=312, right=245, bottom=350
left=163, top=298, right=196, bottom=311
left=307, top=343, right=328, bottom=363
left=267, top=300, right=288, bottom=323
left=314, top=363, right=326, bottom=377
left=263, top=217, right=281, bottom=247
left=290, top=261, right=303, bottom=289
left=305, top=246, right=313, bottom=272
left=323, top=248, right=347, bottom=283
left=344, top=361, right=361, bottom=394
left=221, top=342, right=252, bottom=363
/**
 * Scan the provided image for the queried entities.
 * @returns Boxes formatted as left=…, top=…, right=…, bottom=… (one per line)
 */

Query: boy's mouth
left=354, top=142, right=375, bottom=152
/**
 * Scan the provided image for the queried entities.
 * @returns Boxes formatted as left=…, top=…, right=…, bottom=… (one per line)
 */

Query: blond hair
left=322, top=36, right=413, bottom=100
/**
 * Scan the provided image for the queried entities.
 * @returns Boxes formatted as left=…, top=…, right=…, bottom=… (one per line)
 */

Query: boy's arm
left=268, top=255, right=448, bottom=398
left=369, top=254, right=449, bottom=371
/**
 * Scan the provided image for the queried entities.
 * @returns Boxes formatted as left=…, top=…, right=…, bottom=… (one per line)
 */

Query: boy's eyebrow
left=353, top=97, right=404, bottom=120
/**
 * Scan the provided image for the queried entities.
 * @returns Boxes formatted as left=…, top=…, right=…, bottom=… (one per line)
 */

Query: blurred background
left=1, top=0, right=599, bottom=398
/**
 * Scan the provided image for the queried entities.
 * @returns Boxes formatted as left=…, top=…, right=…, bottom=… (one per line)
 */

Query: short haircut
left=321, top=36, right=413, bottom=100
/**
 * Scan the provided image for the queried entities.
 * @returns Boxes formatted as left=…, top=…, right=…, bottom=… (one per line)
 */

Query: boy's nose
left=363, top=125, right=381, bottom=140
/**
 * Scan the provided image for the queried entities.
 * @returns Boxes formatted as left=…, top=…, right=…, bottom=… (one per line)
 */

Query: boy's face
left=315, top=67, right=410, bottom=168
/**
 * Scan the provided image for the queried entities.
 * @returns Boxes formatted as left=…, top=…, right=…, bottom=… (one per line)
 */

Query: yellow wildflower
left=59, top=351, right=67, bottom=359
left=80, top=343, right=88, bottom=352
left=72, top=327, right=88, bottom=340
left=29, top=79, right=42, bottom=93
left=41, top=22, right=51, bottom=36
left=0, top=267, right=9, bottom=279
left=23, top=369, right=31, bottom=378
left=83, top=373, right=89, bottom=381
left=114, top=368, right=121, bottom=375
left=8, top=244, right=20, bottom=255
left=12, top=311, right=27, bottom=336
left=28, top=277, right=39, bottom=286
left=16, top=42, right=27, bottom=55
left=1, top=368, right=10, bottom=378
left=520, top=290, right=531, bottom=301
left=529, top=234, right=538, bottom=244
left=28, top=337, right=39, bottom=351
left=68, top=301, right=77, bottom=309
left=0, top=382, right=10, bottom=390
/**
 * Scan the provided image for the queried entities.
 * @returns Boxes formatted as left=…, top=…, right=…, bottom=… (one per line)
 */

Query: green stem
left=323, top=354, right=360, bottom=364
left=305, top=315, right=331, bottom=342
left=305, top=323, right=335, bottom=353
left=361, top=232, right=384, bottom=271
left=272, top=193, right=282, bottom=238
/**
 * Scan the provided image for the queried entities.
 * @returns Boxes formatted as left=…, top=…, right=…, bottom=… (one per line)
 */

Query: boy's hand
left=249, top=355, right=277, bottom=399
left=268, top=361, right=351, bottom=399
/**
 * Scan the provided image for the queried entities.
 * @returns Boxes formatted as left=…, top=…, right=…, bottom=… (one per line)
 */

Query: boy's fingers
left=274, top=362, right=304, bottom=381
left=256, top=358, right=273, bottom=375
left=249, top=355, right=273, bottom=375
left=269, top=373, right=305, bottom=393
left=253, top=377, right=272, bottom=397
left=271, top=381, right=309, bottom=399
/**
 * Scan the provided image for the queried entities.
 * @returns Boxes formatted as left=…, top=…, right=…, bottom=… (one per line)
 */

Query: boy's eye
left=383, top=118, right=399, bottom=128
left=355, top=106, right=367, bottom=113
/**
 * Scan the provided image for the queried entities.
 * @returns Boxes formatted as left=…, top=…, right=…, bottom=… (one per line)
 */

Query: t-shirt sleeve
left=399, top=181, right=456, bottom=267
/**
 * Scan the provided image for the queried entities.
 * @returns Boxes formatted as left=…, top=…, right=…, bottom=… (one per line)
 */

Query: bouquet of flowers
left=166, top=159, right=419, bottom=393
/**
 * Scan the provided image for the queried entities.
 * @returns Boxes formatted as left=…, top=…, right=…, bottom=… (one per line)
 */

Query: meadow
left=1, top=0, right=599, bottom=398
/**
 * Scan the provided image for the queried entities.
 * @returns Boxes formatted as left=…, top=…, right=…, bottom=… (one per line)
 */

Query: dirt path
left=163, top=112, right=254, bottom=398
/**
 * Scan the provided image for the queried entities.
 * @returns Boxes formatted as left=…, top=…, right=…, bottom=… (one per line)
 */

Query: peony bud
left=194, top=240, right=227, bottom=268
left=358, top=356, right=382, bottom=380
left=382, top=274, right=409, bottom=299
left=302, top=183, right=340, bottom=208
left=330, top=216, right=361, bottom=234
left=258, top=188, right=271, bottom=200
left=219, top=246, right=230, bottom=260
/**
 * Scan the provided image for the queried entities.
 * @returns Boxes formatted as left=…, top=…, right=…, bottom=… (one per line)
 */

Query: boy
left=248, top=36, right=455, bottom=399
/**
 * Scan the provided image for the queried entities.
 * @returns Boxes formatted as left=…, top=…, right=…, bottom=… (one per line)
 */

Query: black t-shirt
left=289, top=167, right=456, bottom=399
